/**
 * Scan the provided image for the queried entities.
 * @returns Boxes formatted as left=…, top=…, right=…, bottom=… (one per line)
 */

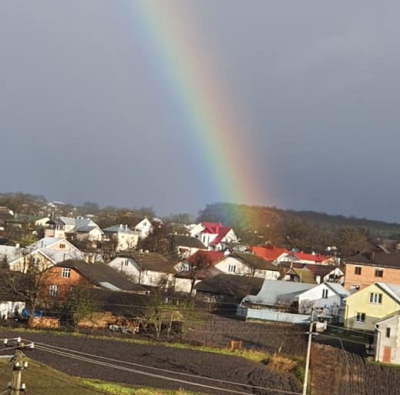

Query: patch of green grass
left=83, top=379, right=208, bottom=394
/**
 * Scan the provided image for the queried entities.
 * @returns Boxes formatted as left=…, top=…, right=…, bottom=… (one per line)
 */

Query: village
left=0, top=198, right=399, bottom=368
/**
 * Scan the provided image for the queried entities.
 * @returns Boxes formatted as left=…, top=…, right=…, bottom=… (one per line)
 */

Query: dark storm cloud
left=1, top=0, right=400, bottom=221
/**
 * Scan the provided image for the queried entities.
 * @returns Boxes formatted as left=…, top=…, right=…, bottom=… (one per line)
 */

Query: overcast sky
left=1, top=0, right=400, bottom=221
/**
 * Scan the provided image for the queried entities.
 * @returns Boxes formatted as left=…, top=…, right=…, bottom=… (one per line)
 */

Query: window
left=59, top=243, right=66, bottom=249
left=369, top=293, right=383, bottom=304
left=322, top=289, right=328, bottom=299
left=386, top=327, right=391, bottom=338
left=375, top=269, right=384, bottom=278
left=228, top=264, right=236, bottom=273
left=62, top=267, right=71, bottom=278
left=49, top=285, right=58, bottom=297
left=354, top=267, right=362, bottom=275
left=124, top=260, right=129, bottom=266
left=356, top=312, right=366, bottom=322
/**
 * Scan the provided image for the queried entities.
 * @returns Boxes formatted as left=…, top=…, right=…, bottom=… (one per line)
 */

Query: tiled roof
left=56, top=260, right=148, bottom=293
left=250, top=246, right=289, bottom=262
left=290, top=252, right=328, bottom=262
left=346, top=251, right=400, bottom=268
left=103, top=224, right=136, bottom=234
left=127, top=252, right=175, bottom=274
left=291, top=268, right=317, bottom=284
left=171, top=234, right=206, bottom=249
left=305, top=264, right=337, bottom=277
left=188, top=250, right=225, bottom=265
left=195, top=273, right=264, bottom=299
left=243, top=280, right=314, bottom=306
left=228, top=252, right=280, bottom=271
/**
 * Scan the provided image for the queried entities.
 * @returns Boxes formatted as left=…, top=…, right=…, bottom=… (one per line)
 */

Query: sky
left=1, top=0, right=400, bottom=222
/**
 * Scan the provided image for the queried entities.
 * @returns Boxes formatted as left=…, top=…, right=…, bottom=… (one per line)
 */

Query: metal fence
left=237, top=306, right=310, bottom=324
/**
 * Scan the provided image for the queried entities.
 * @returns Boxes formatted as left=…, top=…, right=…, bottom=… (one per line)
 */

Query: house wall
left=76, top=228, right=103, bottom=242
left=0, top=301, right=25, bottom=320
left=344, top=284, right=400, bottom=331
left=344, top=263, right=400, bottom=291
left=115, top=233, right=139, bottom=251
left=254, top=268, right=280, bottom=280
left=135, top=219, right=152, bottom=239
left=215, top=257, right=251, bottom=276
left=9, top=252, right=53, bottom=273
left=108, top=257, right=140, bottom=281
left=39, top=266, right=93, bottom=302
left=108, top=257, right=174, bottom=288
left=297, top=284, right=343, bottom=316
left=375, top=316, right=400, bottom=364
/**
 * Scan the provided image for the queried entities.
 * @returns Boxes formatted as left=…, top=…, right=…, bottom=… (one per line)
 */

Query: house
left=134, top=218, right=153, bottom=239
left=375, top=312, right=400, bottom=364
left=242, top=280, right=314, bottom=309
left=282, top=267, right=317, bottom=284
left=55, top=216, right=103, bottom=241
left=1, top=237, right=94, bottom=273
left=173, top=250, right=225, bottom=294
left=304, top=264, right=344, bottom=285
left=215, top=252, right=281, bottom=280
left=281, top=251, right=332, bottom=265
left=249, top=245, right=290, bottom=264
left=174, top=265, right=222, bottom=294
left=344, top=283, right=400, bottom=331
left=194, top=273, right=264, bottom=304
left=102, top=224, right=139, bottom=251
left=108, top=252, right=176, bottom=289
left=189, top=222, right=238, bottom=251
left=39, top=260, right=149, bottom=303
left=170, top=234, right=207, bottom=259
left=296, top=283, right=349, bottom=323
left=174, top=250, right=224, bottom=273
left=344, top=250, right=400, bottom=292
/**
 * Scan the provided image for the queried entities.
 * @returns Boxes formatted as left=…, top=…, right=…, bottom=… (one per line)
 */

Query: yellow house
left=344, top=283, right=400, bottom=331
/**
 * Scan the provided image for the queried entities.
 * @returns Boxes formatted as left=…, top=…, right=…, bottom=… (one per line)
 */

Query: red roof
left=201, top=222, right=233, bottom=246
left=290, top=252, right=328, bottom=263
left=202, top=222, right=224, bottom=234
left=189, top=250, right=225, bottom=266
left=250, top=246, right=290, bottom=262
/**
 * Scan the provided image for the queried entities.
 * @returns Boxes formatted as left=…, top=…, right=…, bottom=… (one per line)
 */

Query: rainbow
left=125, top=1, right=266, bottom=206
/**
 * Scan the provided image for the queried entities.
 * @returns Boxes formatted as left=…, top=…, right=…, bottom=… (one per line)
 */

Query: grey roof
left=376, top=283, right=400, bottom=304
left=103, top=224, right=136, bottom=234
left=325, top=283, right=350, bottom=298
left=121, top=252, right=175, bottom=274
left=171, top=234, right=206, bottom=249
left=243, top=280, right=314, bottom=306
left=55, top=260, right=148, bottom=293
left=195, top=273, right=264, bottom=299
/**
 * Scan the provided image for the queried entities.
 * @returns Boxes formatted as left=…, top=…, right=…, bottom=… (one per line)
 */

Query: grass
left=0, top=359, right=208, bottom=395
left=83, top=379, right=210, bottom=394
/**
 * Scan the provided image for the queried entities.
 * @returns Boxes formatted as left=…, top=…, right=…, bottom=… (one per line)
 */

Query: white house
left=215, top=252, right=281, bottom=280
left=375, top=313, right=400, bottom=364
left=1, top=237, right=96, bottom=273
left=108, top=252, right=175, bottom=289
left=296, top=282, right=350, bottom=323
left=189, top=222, right=238, bottom=251
left=134, top=218, right=153, bottom=239
left=103, top=224, right=139, bottom=251
left=55, top=216, right=103, bottom=241
left=0, top=301, right=26, bottom=320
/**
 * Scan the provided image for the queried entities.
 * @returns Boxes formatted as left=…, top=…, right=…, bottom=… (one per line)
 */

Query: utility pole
left=4, top=337, right=34, bottom=395
left=303, top=308, right=315, bottom=395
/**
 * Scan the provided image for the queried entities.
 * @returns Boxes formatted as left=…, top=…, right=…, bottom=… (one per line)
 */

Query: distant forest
left=2, top=193, right=400, bottom=258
